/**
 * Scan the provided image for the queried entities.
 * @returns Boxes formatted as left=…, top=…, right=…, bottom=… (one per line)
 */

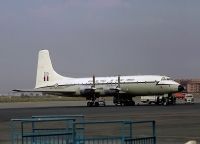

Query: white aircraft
left=13, top=50, right=184, bottom=106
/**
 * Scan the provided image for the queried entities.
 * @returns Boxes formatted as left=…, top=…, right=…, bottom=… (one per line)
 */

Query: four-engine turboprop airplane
left=13, top=50, right=184, bottom=106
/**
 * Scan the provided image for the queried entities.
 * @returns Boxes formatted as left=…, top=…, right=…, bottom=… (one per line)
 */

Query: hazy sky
left=0, top=0, right=200, bottom=92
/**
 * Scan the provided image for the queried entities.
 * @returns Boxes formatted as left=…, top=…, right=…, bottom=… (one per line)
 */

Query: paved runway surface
left=0, top=102, right=200, bottom=144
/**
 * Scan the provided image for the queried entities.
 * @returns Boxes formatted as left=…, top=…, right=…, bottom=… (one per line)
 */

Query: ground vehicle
left=173, top=92, right=186, bottom=99
left=141, top=95, right=161, bottom=104
left=184, top=94, right=194, bottom=104
left=141, top=94, right=176, bottom=105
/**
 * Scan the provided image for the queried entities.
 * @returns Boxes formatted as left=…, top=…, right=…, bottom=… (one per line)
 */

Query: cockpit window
left=161, top=77, right=166, bottom=81
left=161, top=77, right=172, bottom=81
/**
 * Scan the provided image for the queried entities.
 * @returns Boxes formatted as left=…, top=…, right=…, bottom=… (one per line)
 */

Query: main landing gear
left=87, top=101, right=99, bottom=107
left=156, top=94, right=176, bottom=106
left=87, top=97, right=106, bottom=107
left=113, top=95, right=135, bottom=106
left=86, top=75, right=106, bottom=107
left=112, top=76, right=135, bottom=106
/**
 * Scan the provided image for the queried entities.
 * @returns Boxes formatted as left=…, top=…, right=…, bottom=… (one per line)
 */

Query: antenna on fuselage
left=118, top=75, right=121, bottom=89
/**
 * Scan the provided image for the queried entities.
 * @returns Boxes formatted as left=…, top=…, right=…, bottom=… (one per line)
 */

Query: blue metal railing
left=123, top=120, right=156, bottom=144
left=11, top=117, right=77, bottom=144
left=125, top=137, right=156, bottom=144
left=31, top=115, right=84, bottom=122
left=73, top=120, right=156, bottom=144
left=75, top=136, right=124, bottom=144
left=11, top=115, right=156, bottom=144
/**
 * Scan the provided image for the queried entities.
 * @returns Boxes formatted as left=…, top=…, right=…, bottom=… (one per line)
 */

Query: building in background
left=176, top=79, right=200, bottom=93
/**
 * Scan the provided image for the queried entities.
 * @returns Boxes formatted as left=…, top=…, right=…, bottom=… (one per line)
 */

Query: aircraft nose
left=178, top=85, right=184, bottom=92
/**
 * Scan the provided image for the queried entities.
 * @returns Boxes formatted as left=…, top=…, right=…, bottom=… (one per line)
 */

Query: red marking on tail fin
left=44, top=72, right=49, bottom=81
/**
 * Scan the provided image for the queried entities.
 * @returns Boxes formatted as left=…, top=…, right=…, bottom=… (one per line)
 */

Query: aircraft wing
left=12, top=89, right=76, bottom=96
left=109, top=87, right=126, bottom=93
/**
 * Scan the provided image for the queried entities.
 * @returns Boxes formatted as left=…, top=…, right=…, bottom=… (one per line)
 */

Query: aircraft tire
left=162, top=99, right=169, bottom=106
left=120, top=102, right=125, bottom=106
left=131, top=101, right=135, bottom=106
left=163, top=101, right=167, bottom=106
left=87, top=102, right=93, bottom=107
left=94, top=102, right=99, bottom=107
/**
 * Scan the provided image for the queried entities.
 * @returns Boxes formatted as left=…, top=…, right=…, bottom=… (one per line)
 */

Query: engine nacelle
left=79, top=86, right=95, bottom=96
left=104, top=89, right=119, bottom=96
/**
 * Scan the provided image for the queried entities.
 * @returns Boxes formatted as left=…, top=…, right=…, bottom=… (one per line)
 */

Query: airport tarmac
left=0, top=99, right=200, bottom=144
left=0, top=95, right=199, bottom=109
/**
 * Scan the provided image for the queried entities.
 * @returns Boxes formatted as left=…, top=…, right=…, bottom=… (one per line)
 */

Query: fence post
left=72, top=122, right=76, bottom=144
left=10, top=120, right=15, bottom=144
left=21, top=122, right=24, bottom=144
left=153, top=121, right=156, bottom=144
left=32, top=121, right=35, bottom=144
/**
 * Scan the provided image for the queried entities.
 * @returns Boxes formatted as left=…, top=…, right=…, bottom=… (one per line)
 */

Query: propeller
left=117, top=75, right=121, bottom=90
left=118, top=75, right=120, bottom=88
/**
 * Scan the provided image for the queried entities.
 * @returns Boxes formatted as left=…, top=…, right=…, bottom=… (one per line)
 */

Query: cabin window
left=127, top=79, right=134, bottom=82
left=100, top=80, right=105, bottom=83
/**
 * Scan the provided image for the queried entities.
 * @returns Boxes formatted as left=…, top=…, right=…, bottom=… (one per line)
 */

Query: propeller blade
left=118, top=75, right=120, bottom=89
left=92, top=75, right=95, bottom=88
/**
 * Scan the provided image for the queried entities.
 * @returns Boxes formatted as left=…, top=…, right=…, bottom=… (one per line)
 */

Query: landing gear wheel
left=162, top=97, right=169, bottom=106
left=120, top=102, right=125, bottom=106
left=131, top=101, right=135, bottom=106
left=87, top=102, right=93, bottom=107
left=163, top=101, right=167, bottom=106
left=126, top=101, right=135, bottom=106
left=94, top=102, right=99, bottom=107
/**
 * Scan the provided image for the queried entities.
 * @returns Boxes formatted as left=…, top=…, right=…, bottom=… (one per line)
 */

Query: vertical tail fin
left=35, top=50, right=69, bottom=88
